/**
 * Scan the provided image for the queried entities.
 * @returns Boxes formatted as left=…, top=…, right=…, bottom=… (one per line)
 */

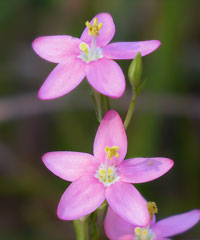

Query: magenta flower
left=32, top=13, right=161, bottom=99
left=105, top=206, right=200, bottom=240
left=42, top=110, right=173, bottom=225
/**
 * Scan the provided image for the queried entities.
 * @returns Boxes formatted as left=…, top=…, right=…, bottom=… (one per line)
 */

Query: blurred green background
left=0, top=0, right=200, bottom=239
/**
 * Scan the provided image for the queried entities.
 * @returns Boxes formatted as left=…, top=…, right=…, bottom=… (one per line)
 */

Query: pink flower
left=42, top=110, right=173, bottom=225
left=104, top=206, right=200, bottom=240
left=32, top=13, right=161, bottom=100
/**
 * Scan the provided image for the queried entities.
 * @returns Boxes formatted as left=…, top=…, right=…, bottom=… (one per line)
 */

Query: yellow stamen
left=142, top=229, right=148, bottom=236
left=147, top=201, right=158, bottom=220
left=99, top=168, right=106, bottom=177
left=85, top=18, right=103, bottom=36
left=135, top=227, right=142, bottom=235
left=93, top=18, right=98, bottom=26
left=105, top=146, right=119, bottom=160
left=79, top=43, right=89, bottom=54
left=108, top=167, right=113, bottom=175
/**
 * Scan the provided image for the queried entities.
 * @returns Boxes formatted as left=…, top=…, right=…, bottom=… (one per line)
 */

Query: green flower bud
left=128, top=52, right=142, bottom=90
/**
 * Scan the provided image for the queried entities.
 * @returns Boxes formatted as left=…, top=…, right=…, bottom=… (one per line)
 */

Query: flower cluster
left=32, top=12, right=200, bottom=240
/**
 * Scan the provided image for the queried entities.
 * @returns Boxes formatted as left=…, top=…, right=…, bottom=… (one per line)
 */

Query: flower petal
left=103, top=40, right=161, bottom=59
left=32, top=35, right=81, bottom=63
left=38, top=57, right=85, bottom=99
left=57, top=175, right=105, bottom=220
left=81, top=13, right=115, bottom=47
left=93, top=110, right=127, bottom=166
left=152, top=210, right=200, bottom=238
left=86, top=58, right=125, bottom=98
left=42, top=151, right=98, bottom=182
left=105, top=181, right=150, bottom=226
left=117, top=157, right=174, bottom=183
left=118, top=236, right=133, bottom=240
left=104, top=206, right=134, bottom=240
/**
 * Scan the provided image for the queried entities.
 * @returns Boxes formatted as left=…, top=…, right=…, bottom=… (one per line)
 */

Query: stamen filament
left=105, top=156, right=109, bottom=182
left=91, top=36, right=97, bottom=56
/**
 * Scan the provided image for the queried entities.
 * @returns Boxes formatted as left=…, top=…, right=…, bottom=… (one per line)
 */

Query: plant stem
left=91, top=89, right=110, bottom=122
left=73, top=217, right=89, bottom=240
left=89, top=201, right=108, bottom=240
left=124, top=89, right=137, bottom=130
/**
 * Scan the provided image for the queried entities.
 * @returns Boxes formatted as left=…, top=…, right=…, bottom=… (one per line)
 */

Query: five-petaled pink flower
left=42, top=110, right=173, bottom=226
left=32, top=13, right=161, bottom=99
left=105, top=206, right=200, bottom=240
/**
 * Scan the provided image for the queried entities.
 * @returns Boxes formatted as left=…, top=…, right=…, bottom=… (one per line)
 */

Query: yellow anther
left=79, top=43, right=89, bottom=54
left=93, top=18, right=98, bottom=26
left=147, top=201, right=158, bottom=220
left=108, top=167, right=113, bottom=176
left=135, top=227, right=142, bottom=235
left=99, top=168, right=106, bottom=177
left=85, top=17, right=103, bottom=36
left=142, top=229, right=148, bottom=236
left=98, top=22, right=103, bottom=30
left=85, top=21, right=92, bottom=29
left=105, top=146, right=119, bottom=160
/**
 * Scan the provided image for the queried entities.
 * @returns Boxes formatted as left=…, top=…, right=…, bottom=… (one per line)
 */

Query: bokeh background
left=0, top=0, right=200, bottom=239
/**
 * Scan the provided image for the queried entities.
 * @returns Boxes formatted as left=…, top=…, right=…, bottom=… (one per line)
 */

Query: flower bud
left=128, top=52, right=142, bottom=90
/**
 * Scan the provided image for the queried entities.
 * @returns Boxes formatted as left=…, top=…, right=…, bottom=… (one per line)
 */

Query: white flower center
left=78, top=37, right=103, bottom=63
left=95, top=146, right=120, bottom=186
left=134, top=227, right=155, bottom=240
left=95, top=164, right=119, bottom=186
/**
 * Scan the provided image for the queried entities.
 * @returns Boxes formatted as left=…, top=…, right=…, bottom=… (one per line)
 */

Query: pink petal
left=117, top=157, right=174, bottom=183
left=93, top=110, right=127, bottom=166
left=38, top=57, right=85, bottom=99
left=104, top=206, right=134, bottom=240
left=32, top=35, right=81, bottom=63
left=152, top=210, right=200, bottom=238
left=57, top=175, right=105, bottom=220
left=103, top=40, right=161, bottom=59
left=105, top=181, right=150, bottom=226
left=117, top=236, right=133, bottom=240
left=80, top=13, right=115, bottom=47
left=86, top=58, right=125, bottom=98
left=42, top=151, right=98, bottom=182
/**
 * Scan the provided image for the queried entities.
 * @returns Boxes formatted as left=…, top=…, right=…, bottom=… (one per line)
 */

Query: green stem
left=124, top=89, right=137, bottom=130
left=89, top=211, right=99, bottom=240
left=89, top=201, right=108, bottom=240
left=91, top=89, right=111, bottom=122
left=73, top=217, right=89, bottom=240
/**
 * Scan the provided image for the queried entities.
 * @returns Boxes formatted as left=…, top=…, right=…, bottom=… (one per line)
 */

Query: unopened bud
left=128, top=52, right=142, bottom=90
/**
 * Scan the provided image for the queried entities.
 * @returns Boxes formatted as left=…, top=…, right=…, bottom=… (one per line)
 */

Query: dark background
left=0, top=0, right=200, bottom=239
